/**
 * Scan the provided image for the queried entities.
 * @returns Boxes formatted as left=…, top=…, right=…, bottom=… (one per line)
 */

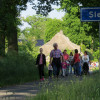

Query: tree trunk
left=8, top=26, right=18, bottom=54
left=0, top=33, right=5, bottom=57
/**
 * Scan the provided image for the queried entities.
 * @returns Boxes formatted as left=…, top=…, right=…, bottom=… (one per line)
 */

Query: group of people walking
left=36, top=43, right=89, bottom=81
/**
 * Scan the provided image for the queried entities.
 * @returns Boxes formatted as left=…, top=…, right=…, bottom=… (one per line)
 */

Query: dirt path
left=0, top=73, right=90, bottom=100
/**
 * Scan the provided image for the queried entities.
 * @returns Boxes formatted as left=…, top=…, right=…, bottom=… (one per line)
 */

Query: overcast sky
left=20, top=3, right=65, bottom=30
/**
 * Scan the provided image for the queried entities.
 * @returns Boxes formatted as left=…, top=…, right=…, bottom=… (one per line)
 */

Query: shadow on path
left=0, top=81, right=40, bottom=100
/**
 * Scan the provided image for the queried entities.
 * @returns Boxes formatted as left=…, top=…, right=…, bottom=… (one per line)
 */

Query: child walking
left=48, top=63, right=53, bottom=78
left=62, top=60, right=67, bottom=77
left=36, top=48, right=46, bottom=81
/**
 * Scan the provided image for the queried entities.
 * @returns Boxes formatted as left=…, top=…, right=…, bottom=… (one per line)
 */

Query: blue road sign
left=81, top=7, right=100, bottom=22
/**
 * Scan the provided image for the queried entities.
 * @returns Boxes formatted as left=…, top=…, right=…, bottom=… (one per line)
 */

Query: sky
left=20, top=3, right=65, bottom=30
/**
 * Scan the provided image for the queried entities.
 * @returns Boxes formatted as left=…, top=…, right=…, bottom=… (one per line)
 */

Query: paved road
left=0, top=81, right=40, bottom=100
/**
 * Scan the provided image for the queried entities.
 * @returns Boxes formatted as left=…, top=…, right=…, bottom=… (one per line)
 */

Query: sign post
left=81, top=7, right=100, bottom=70
left=99, top=21, right=100, bottom=70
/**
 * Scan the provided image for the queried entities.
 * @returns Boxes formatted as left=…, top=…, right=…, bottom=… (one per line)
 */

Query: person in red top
left=73, top=49, right=80, bottom=76
left=63, top=50, right=69, bottom=76
left=63, top=50, right=69, bottom=61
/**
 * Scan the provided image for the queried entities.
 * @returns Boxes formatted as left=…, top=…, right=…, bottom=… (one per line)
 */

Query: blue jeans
left=79, top=63, right=81, bottom=75
left=74, top=62, right=80, bottom=76
left=66, top=65, right=69, bottom=75
left=52, top=63, right=61, bottom=77
left=69, top=65, right=72, bottom=74
left=52, top=58, right=61, bottom=77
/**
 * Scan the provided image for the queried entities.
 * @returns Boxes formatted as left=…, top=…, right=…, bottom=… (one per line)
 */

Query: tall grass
left=0, top=53, right=39, bottom=87
left=33, top=72, right=100, bottom=100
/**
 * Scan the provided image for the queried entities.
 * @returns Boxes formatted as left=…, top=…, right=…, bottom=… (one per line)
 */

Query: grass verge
left=33, top=71, right=100, bottom=100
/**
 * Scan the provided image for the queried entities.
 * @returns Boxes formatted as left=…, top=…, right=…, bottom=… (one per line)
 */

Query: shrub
left=0, top=53, right=39, bottom=87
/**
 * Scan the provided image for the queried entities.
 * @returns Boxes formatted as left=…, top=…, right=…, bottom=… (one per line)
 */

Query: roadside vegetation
left=33, top=71, right=100, bottom=100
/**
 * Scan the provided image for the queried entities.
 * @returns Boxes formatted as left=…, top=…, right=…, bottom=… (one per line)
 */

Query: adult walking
left=69, top=52, right=74, bottom=74
left=82, top=51, right=89, bottom=74
left=73, top=49, right=80, bottom=76
left=36, top=48, right=46, bottom=81
left=50, top=43, right=63, bottom=78
left=63, top=50, right=69, bottom=76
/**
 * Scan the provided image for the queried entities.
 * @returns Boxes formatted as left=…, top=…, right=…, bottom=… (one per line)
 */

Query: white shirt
left=69, top=56, right=74, bottom=62
left=82, top=55, right=89, bottom=63
left=48, top=64, right=53, bottom=70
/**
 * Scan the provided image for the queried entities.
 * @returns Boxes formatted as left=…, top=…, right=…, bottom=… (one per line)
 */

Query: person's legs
left=75, top=62, right=80, bottom=76
left=79, top=65, right=82, bottom=75
left=64, top=69, right=66, bottom=76
left=41, top=65, right=44, bottom=80
left=49, top=70, right=50, bottom=77
left=38, top=65, right=42, bottom=79
left=69, top=65, right=72, bottom=74
left=56, top=61, right=61, bottom=77
left=57, top=66, right=60, bottom=77
left=66, top=65, right=69, bottom=76
left=52, top=63, right=57, bottom=77
left=73, top=65, right=76, bottom=75
left=49, top=70, right=52, bottom=78
left=62, top=68, right=64, bottom=76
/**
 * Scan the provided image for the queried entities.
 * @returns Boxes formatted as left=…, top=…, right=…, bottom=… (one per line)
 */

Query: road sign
left=81, top=7, right=100, bottom=22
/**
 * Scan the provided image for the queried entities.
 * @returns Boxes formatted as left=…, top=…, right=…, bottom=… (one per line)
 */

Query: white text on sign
left=89, top=11, right=100, bottom=18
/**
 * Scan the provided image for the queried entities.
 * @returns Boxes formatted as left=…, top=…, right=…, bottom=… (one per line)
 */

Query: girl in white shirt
left=82, top=51, right=89, bottom=74
left=82, top=55, right=89, bottom=64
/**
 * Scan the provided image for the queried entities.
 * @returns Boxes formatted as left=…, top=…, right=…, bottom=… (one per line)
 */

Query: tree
left=0, top=0, right=28, bottom=56
left=44, top=18, right=64, bottom=42
left=22, top=15, right=47, bottom=39
left=62, top=7, right=92, bottom=49
left=0, top=0, right=59, bottom=56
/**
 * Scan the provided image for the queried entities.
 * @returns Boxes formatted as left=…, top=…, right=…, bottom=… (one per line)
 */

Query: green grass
left=33, top=71, right=100, bottom=100
left=0, top=53, right=48, bottom=87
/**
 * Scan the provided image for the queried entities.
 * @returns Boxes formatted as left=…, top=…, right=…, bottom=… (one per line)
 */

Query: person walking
left=69, top=52, right=74, bottom=74
left=63, top=50, right=69, bottom=76
left=73, top=49, right=80, bottom=76
left=62, top=59, right=67, bottom=77
left=48, top=62, right=53, bottom=79
left=82, top=51, right=89, bottom=74
left=50, top=43, right=63, bottom=78
left=36, top=48, right=46, bottom=81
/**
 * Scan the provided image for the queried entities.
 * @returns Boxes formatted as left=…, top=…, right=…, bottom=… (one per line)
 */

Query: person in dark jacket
left=36, top=48, right=46, bottom=81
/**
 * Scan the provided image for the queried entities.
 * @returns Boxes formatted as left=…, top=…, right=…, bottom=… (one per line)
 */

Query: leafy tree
left=62, top=7, right=92, bottom=49
left=22, top=15, right=47, bottom=39
left=44, top=18, right=64, bottom=42
left=60, top=0, right=100, bottom=50
left=0, top=0, right=60, bottom=57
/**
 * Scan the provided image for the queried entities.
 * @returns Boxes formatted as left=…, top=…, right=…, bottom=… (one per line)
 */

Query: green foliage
left=22, top=15, right=64, bottom=43
left=44, top=18, right=64, bottom=42
left=80, top=44, right=86, bottom=53
left=62, top=7, right=92, bottom=48
left=22, top=15, right=47, bottom=39
left=93, top=48, right=100, bottom=60
left=18, top=40, right=39, bottom=58
left=0, top=53, right=39, bottom=87
left=33, top=72, right=100, bottom=100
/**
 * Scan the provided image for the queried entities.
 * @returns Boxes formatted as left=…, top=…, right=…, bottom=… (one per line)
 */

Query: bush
left=33, top=72, right=100, bottom=100
left=0, top=53, right=39, bottom=87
